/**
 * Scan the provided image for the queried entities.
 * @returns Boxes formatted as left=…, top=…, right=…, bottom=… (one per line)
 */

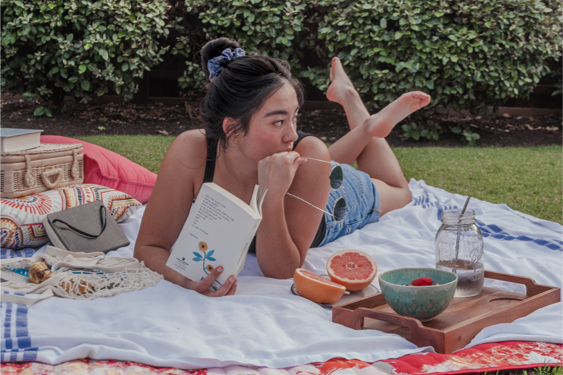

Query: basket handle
left=41, top=168, right=62, bottom=189
left=71, top=149, right=79, bottom=179
left=24, top=155, right=34, bottom=187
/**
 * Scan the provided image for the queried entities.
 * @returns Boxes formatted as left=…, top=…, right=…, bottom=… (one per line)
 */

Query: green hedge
left=2, top=0, right=561, bottom=134
left=177, top=0, right=561, bottom=142
left=310, top=0, right=562, bottom=110
left=182, top=0, right=562, bottom=106
left=176, top=0, right=312, bottom=92
left=1, top=0, right=170, bottom=112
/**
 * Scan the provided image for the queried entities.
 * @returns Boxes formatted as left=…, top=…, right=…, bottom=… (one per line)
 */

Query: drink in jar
left=436, top=260, right=484, bottom=298
left=435, top=208, right=484, bottom=298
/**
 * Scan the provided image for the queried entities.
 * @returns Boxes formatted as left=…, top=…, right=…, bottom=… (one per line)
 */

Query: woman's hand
left=257, top=151, right=307, bottom=198
left=185, top=266, right=238, bottom=297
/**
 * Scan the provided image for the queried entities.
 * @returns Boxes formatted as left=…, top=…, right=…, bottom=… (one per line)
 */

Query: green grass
left=77, top=135, right=173, bottom=174
left=394, top=146, right=562, bottom=224
left=532, top=365, right=563, bottom=375
left=477, top=365, right=563, bottom=375
left=79, top=136, right=562, bottom=224
left=460, top=366, right=563, bottom=375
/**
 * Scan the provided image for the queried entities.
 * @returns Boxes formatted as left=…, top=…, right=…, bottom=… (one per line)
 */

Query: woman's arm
left=255, top=136, right=332, bottom=279
left=134, top=130, right=237, bottom=296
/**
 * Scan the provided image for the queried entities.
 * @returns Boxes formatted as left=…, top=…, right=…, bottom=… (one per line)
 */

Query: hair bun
left=201, top=38, right=241, bottom=78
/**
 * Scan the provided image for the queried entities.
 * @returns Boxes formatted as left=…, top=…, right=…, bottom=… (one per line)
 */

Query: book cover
left=166, top=182, right=266, bottom=290
left=0, top=128, right=43, bottom=153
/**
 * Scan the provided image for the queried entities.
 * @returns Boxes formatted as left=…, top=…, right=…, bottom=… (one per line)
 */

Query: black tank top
left=203, top=131, right=326, bottom=253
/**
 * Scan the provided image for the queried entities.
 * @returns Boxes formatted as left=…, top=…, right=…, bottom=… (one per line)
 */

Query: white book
left=0, top=128, right=43, bottom=153
left=166, top=182, right=267, bottom=290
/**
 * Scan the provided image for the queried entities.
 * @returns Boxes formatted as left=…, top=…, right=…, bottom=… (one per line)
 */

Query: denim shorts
left=318, top=163, right=381, bottom=246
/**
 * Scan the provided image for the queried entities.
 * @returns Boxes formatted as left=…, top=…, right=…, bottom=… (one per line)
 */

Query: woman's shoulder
left=165, top=129, right=208, bottom=168
left=153, top=129, right=208, bottom=203
left=293, top=133, right=330, bottom=160
left=174, top=128, right=207, bottom=149
left=292, top=134, right=331, bottom=188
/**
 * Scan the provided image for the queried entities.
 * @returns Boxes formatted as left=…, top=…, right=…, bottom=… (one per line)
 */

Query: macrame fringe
left=1, top=251, right=163, bottom=300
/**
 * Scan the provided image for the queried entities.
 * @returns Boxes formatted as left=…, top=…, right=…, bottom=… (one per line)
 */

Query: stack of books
left=0, top=128, right=43, bottom=153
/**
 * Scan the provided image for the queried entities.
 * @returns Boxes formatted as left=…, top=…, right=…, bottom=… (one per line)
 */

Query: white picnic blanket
left=1, top=179, right=562, bottom=368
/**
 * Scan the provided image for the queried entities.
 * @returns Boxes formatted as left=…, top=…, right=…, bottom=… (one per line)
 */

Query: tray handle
left=354, top=307, right=443, bottom=348
left=485, top=270, right=550, bottom=296
left=356, top=307, right=425, bottom=330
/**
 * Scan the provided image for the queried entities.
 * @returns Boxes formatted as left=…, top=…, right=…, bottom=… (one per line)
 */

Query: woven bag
left=1, top=143, right=84, bottom=198
left=0, top=246, right=163, bottom=302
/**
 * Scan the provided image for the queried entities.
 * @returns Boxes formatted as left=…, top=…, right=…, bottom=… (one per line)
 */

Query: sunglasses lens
left=330, top=166, right=343, bottom=190
left=333, top=198, right=346, bottom=222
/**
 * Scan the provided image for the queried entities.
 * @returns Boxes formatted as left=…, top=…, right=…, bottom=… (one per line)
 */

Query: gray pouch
left=43, top=200, right=130, bottom=253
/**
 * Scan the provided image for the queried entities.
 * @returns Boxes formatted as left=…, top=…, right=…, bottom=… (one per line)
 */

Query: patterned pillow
left=1, top=184, right=142, bottom=249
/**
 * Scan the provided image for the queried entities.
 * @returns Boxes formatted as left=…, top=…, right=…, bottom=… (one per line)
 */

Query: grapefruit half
left=293, top=268, right=346, bottom=304
left=326, top=249, right=377, bottom=291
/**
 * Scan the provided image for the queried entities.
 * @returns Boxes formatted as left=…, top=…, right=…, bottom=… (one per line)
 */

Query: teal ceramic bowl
left=379, top=268, right=458, bottom=322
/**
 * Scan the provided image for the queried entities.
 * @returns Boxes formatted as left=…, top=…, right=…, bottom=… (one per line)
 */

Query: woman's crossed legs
left=325, top=57, right=431, bottom=216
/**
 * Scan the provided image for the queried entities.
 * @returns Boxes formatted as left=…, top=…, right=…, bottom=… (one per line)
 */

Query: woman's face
left=237, top=81, right=299, bottom=161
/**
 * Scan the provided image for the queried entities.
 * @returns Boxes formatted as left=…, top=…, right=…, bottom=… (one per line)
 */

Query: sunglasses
left=286, top=158, right=347, bottom=222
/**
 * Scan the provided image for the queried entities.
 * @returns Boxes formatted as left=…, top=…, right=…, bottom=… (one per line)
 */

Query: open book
left=166, top=182, right=267, bottom=290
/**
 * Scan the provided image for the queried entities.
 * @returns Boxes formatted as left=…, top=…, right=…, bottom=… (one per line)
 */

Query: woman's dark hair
left=200, top=37, right=304, bottom=150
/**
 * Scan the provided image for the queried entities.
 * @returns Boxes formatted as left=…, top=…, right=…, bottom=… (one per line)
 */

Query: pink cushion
left=41, top=135, right=156, bottom=204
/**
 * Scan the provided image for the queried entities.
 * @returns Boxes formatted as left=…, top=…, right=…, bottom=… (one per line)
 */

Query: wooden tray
left=332, top=270, right=560, bottom=354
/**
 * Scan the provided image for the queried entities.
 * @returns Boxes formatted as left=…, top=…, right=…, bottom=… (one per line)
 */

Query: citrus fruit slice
left=293, top=268, right=346, bottom=304
left=326, top=249, right=377, bottom=291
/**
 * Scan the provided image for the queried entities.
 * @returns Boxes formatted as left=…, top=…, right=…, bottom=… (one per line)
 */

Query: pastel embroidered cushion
left=40, top=135, right=157, bottom=204
left=1, top=184, right=142, bottom=249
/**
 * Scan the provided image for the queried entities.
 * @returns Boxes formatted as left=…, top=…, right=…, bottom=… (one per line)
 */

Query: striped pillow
left=1, top=184, right=142, bottom=249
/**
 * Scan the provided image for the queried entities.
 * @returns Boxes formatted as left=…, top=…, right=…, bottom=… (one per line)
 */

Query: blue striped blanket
left=2, top=180, right=561, bottom=368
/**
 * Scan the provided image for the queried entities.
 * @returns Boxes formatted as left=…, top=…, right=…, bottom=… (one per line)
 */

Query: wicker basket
left=1, top=143, right=84, bottom=198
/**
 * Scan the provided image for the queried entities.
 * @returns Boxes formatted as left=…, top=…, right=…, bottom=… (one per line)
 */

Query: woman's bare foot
left=326, top=57, right=357, bottom=106
left=363, top=91, right=431, bottom=138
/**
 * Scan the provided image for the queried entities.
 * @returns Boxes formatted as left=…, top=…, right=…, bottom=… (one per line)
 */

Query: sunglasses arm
left=286, top=193, right=336, bottom=219
left=305, top=157, right=332, bottom=164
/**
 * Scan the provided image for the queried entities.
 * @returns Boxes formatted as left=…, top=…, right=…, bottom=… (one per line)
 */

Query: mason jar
left=435, top=209, right=484, bottom=298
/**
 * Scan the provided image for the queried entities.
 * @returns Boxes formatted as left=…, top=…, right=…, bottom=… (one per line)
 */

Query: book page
left=166, top=183, right=262, bottom=289
left=249, top=185, right=267, bottom=216
left=207, top=183, right=262, bottom=219
left=192, top=193, right=236, bottom=237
